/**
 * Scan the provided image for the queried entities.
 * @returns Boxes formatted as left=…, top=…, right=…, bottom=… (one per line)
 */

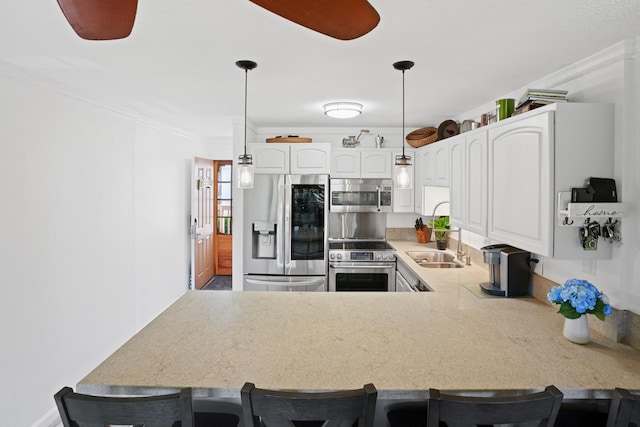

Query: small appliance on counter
left=479, top=244, right=531, bottom=297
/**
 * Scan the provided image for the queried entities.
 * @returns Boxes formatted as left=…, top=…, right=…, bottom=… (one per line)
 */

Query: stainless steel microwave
left=329, top=178, right=393, bottom=213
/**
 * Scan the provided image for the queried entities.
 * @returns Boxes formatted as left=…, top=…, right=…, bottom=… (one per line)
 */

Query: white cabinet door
left=488, top=111, right=553, bottom=256
left=249, top=143, right=330, bottom=175
left=392, top=149, right=415, bottom=212
left=414, top=147, right=431, bottom=213
left=421, top=146, right=435, bottom=187
left=330, top=149, right=361, bottom=178
left=248, top=144, right=290, bottom=174
left=465, top=131, right=488, bottom=236
left=433, top=140, right=450, bottom=186
left=290, top=143, right=331, bottom=174
left=361, top=149, right=392, bottom=178
left=449, top=131, right=488, bottom=235
left=448, top=136, right=465, bottom=228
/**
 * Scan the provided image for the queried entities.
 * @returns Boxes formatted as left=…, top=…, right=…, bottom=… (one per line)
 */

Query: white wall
left=132, top=123, right=215, bottom=327
left=0, top=68, right=214, bottom=424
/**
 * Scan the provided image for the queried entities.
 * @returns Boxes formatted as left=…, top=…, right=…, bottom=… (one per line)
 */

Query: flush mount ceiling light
left=323, top=102, right=363, bottom=119
left=393, top=60, right=414, bottom=190
left=236, top=60, right=258, bottom=189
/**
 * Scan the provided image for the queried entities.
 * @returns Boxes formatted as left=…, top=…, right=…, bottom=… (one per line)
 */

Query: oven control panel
left=329, top=251, right=396, bottom=261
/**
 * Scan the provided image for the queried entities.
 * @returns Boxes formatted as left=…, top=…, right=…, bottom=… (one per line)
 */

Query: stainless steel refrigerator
left=243, top=175, right=328, bottom=291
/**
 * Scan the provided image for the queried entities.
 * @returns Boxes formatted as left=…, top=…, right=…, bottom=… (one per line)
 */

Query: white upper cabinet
left=290, top=143, right=331, bottom=174
left=449, top=131, right=488, bottom=236
left=487, top=103, right=614, bottom=258
left=249, top=143, right=289, bottom=174
left=414, top=140, right=450, bottom=214
left=249, top=143, right=331, bottom=174
left=448, top=135, right=465, bottom=228
left=465, top=132, right=489, bottom=236
left=330, top=149, right=361, bottom=178
left=488, top=112, right=553, bottom=256
left=361, top=149, right=393, bottom=178
left=330, top=149, right=393, bottom=179
left=433, top=141, right=450, bottom=187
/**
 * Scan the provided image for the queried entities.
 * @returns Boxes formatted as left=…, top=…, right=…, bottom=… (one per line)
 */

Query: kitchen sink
left=405, top=251, right=464, bottom=269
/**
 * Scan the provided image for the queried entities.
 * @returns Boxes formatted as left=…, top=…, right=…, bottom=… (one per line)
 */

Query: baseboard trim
left=31, top=406, right=61, bottom=427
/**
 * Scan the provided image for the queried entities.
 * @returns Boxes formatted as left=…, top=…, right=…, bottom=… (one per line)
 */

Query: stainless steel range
left=328, top=240, right=396, bottom=292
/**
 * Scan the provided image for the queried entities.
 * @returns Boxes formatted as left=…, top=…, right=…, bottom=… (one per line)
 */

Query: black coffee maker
left=480, top=244, right=531, bottom=297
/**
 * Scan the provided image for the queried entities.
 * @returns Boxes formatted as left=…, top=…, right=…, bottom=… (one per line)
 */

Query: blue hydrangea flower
left=603, top=305, right=613, bottom=316
left=548, top=279, right=612, bottom=320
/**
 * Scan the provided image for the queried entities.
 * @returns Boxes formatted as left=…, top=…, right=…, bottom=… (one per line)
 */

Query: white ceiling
left=1, top=1, right=639, bottom=137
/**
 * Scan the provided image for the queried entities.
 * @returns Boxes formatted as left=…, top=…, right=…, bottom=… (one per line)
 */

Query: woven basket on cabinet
left=406, top=127, right=438, bottom=148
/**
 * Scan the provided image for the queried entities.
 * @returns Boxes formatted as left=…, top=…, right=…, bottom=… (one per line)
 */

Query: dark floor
left=202, top=275, right=232, bottom=290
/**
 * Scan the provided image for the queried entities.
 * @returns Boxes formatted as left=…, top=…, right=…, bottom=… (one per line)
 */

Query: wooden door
left=214, top=161, right=233, bottom=276
left=193, top=157, right=215, bottom=289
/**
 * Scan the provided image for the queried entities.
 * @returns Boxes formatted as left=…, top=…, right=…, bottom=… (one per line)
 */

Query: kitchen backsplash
left=385, top=227, right=418, bottom=241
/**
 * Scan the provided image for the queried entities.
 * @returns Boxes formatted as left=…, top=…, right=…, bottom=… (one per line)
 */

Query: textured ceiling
left=1, top=0, right=639, bottom=137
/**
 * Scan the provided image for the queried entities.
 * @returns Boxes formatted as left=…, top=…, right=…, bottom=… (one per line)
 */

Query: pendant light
left=236, top=60, right=258, bottom=189
left=393, top=60, right=414, bottom=189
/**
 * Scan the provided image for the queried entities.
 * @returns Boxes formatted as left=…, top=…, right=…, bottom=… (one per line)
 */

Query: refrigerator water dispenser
left=253, top=221, right=277, bottom=259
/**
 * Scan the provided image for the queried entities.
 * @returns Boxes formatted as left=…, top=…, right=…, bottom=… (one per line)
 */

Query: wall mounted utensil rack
left=557, top=191, right=625, bottom=253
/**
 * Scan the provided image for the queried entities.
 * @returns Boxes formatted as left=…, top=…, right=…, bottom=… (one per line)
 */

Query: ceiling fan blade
left=249, top=0, right=380, bottom=40
left=57, top=0, right=138, bottom=40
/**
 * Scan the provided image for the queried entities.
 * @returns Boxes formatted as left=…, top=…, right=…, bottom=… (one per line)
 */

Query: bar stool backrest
left=426, top=385, right=563, bottom=427
left=54, top=386, right=194, bottom=427
left=241, top=382, right=377, bottom=427
left=607, top=388, right=640, bottom=427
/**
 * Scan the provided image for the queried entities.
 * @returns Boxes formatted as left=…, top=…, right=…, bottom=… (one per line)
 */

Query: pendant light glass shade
left=236, top=60, right=257, bottom=189
left=393, top=60, right=414, bottom=189
left=395, top=154, right=413, bottom=189
left=237, top=154, right=254, bottom=189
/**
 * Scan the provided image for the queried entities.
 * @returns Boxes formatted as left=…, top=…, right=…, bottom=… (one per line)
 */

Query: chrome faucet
left=430, top=201, right=464, bottom=260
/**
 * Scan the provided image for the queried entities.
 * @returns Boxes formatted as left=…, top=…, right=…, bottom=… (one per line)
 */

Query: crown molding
left=0, top=60, right=200, bottom=139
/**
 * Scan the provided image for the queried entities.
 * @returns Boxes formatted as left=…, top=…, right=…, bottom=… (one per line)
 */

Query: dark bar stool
left=387, top=386, right=563, bottom=427
left=426, top=386, right=563, bottom=427
left=607, top=388, right=640, bottom=427
left=54, top=386, right=239, bottom=427
left=241, top=382, right=377, bottom=427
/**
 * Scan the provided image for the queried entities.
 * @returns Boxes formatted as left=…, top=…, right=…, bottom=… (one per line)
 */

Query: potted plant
left=428, top=216, right=449, bottom=250
left=547, top=279, right=613, bottom=344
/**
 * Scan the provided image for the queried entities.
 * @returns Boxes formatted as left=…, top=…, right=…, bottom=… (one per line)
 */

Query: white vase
left=563, top=315, right=590, bottom=344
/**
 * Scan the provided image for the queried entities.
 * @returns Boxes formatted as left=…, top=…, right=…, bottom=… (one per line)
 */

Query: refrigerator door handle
left=277, top=175, right=286, bottom=271
left=281, top=175, right=290, bottom=271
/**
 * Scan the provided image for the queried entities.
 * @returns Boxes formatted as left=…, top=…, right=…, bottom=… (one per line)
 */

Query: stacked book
left=514, top=89, right=568, bottom=115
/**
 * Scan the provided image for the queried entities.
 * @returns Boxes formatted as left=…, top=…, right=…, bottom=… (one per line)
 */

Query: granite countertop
left=78, top=243, right=640, bottom=400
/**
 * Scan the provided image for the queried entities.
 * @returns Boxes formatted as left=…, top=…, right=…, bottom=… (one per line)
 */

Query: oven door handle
left=329, top=263, right=395, bottom=269
left=245, top=278, right=325, bottom=287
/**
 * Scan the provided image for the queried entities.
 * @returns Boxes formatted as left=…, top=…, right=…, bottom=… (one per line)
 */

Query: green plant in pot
left=428, top=216, right=449, bottom=250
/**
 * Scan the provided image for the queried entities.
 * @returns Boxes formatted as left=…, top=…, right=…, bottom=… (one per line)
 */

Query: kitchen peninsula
left=78, top=261, right=640, bottom=407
